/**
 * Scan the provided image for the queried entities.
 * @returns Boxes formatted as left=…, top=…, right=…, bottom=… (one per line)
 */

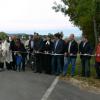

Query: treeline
left=0, top=32, right=8, bottom=40
left=53, top=0, right=100, bottom=47
left=0, top=32, right=56, bottom=40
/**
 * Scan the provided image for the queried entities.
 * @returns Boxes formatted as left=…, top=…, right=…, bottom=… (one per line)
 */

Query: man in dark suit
left=51, top=33, right=64, bottom=75
left=34, top=33, right=44, bottom=73
left=63, top=34, right=78, bottom=76
left=79, top=35, right=93, bottom=77
left=28, top=35, right=34, bottom=54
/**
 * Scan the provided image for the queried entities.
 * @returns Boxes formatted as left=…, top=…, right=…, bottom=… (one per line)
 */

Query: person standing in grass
left=63, top=34, right=78, bottom=77
left=95, top=36, right=100, bottom=79
left=79, top=35, right=93, bottom=77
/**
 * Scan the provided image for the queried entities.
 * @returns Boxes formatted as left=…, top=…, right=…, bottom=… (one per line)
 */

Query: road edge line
left=41, top=76, right=59, bottom=100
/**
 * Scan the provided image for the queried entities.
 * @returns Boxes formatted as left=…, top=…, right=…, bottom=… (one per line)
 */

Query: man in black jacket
left=33, top=33, right=44, bottom=73
left=28, top=35, right=34, bottom=54
left=63, top=34, right=78, bottom=76
left=79, top=35, right=93, bottom=77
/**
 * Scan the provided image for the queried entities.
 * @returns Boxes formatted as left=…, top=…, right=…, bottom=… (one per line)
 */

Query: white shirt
left=68, top=41, right=72, bottom=53
left=83, top=42, right=86, bottom=47
left=55, top=40, right=59, bottom=49
left=31, top=41, right=34, bottom=48
left=46, top=41, right=50, bottom=45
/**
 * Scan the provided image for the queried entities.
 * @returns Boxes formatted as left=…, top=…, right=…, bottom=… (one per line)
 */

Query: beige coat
left=0, top=44, right=5, bottom=63
left=2, top=41, right=13, bottom=63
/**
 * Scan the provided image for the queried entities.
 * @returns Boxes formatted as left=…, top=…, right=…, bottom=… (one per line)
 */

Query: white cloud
left=0, top=0, right=81, bottom=35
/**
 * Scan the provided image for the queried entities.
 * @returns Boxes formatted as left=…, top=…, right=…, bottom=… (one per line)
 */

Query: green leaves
left=52, top=0, right=99, bottom=46
left=0, top=32, right=8, bottom=40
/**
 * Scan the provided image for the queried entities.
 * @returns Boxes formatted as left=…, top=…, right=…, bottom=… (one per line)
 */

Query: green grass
left=61, top=56, right=100, bottom=88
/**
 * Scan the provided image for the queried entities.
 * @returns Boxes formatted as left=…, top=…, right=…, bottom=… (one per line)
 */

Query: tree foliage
left=0, top=32, right=8, bottom=40
left=53, top=0, right=100, bottom=46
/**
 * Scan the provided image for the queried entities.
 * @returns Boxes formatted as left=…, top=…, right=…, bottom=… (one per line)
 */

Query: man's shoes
left=71, top=75, right=74, bottom=77
left=33, top=70, right=38, bottom=73
left=95, top=76, right=100, bottom=79
left=55, top=73, right=60, bottom=76
left=62, top=73, right=66, bottom=77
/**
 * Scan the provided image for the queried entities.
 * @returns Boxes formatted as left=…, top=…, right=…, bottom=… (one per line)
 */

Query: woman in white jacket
left=2, top=39, right=13, bottom=70
left=0, top=39, right=5, bottom=70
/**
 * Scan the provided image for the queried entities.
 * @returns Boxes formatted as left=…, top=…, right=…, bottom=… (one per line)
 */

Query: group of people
left=0, top=36, right=27, bottom=71
left=26, top=32, right=100, bottom=79
left=0, top=33, right=100, bottom=79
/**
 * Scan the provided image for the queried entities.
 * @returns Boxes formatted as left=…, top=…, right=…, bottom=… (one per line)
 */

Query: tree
left=53, top=0, right=100, bottom=46
left=22, top=34, right=29, bottom=40
left=0, top=32, right=8, bottom=40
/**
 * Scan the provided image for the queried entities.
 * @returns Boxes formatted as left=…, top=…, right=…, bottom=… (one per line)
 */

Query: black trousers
left=35, top=53, right=43, bottom=73
left=95, top=62, right=100, bottom=77
left=81, top=57, right=90, bottom=77
left=29, top=49, right=33, bottom=59
left=0, top=62, right=4, bottom=69
left=12, top=52, right=16, bottom=70
left=6, top=62, right=12, bottom=70
left=43, top=54, right=52, bottom=74
left=61, top=55, right=64, bottom=71
left=22, top=56, right=26, bottom=71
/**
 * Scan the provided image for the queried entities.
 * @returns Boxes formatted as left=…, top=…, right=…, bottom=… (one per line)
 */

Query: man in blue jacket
left=51, top=33, right=64, bottom=75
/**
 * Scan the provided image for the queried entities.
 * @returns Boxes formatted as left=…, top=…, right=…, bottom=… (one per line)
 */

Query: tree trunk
left=93, top=17, right=98, bottom=46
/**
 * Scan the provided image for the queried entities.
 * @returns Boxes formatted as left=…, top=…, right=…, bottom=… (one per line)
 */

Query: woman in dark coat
left=15, top=38, right=27, bottom=71
left=10, top=36, right=16, bottom=70
left=42, top=35, right=54, bottom=74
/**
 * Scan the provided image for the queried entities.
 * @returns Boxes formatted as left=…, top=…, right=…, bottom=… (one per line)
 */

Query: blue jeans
left=52, top=55, right=62, bottom=75
left=63, top=57, right=76, bottom=76
left=16, top=63, right=21, bottom=72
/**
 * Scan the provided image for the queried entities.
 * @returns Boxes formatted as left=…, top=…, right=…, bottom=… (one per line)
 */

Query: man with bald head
left=63, top=34, right=78, bottom=77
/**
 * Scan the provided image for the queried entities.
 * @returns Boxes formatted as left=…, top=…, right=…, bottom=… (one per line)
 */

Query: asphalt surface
left=0, top=70, right=100, bottom=100
left=48, top=80, right=100, bottom=100
left=0, top=71, right=55, bottom=100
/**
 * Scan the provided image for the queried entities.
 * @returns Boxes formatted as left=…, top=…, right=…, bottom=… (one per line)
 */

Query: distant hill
left=7, top=33, right=30, bottom=36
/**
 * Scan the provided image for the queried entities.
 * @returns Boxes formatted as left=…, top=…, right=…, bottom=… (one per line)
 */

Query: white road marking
left=41, top=76, right=59, bottom=100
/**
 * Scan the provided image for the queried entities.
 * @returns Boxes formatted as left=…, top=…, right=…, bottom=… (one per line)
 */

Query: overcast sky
left=0, top=0, right=82, bottom=36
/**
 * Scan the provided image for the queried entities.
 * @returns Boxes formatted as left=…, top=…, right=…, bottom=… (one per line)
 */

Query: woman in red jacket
left=95, top=36, right=100, bottom=79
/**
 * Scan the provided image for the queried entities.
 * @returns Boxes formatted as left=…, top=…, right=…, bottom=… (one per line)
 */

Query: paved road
left=0, top=71, right=55, bottom=100
left=48, top=80, right=100, bottom=100
left=0, top=71, right=100, bottom=100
